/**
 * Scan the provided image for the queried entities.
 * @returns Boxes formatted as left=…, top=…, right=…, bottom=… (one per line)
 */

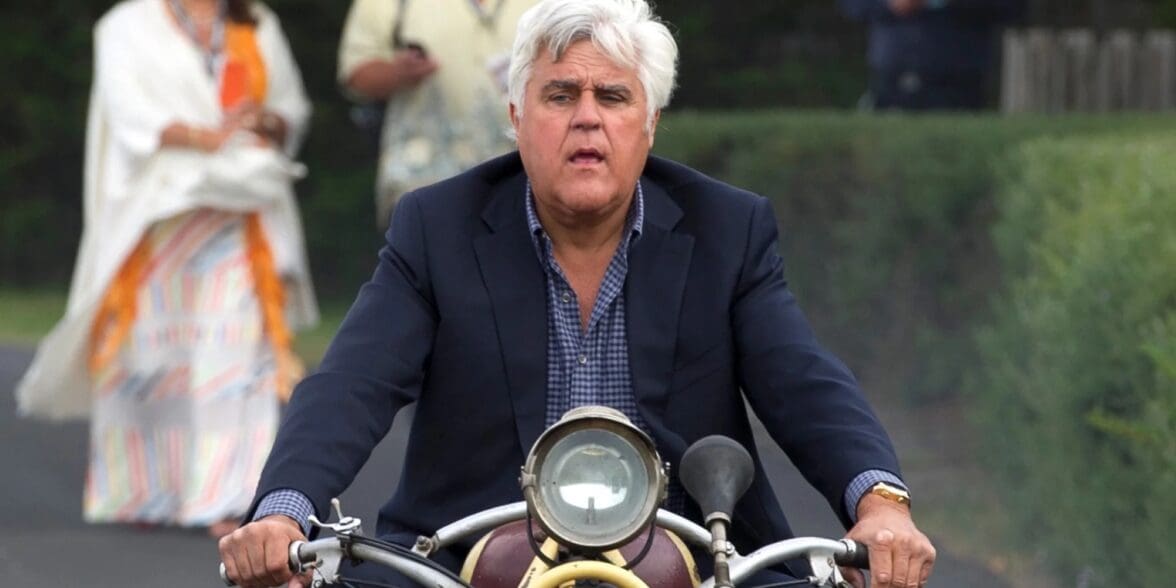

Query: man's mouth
left=569, top=148, right=605, bottom=164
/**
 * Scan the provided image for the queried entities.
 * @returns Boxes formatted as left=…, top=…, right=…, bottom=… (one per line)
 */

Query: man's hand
left=389, top=49, right=440, bottom=89
left=218, top=515, right=309, bottom=588
left=888, top=0, right=925, bottom=17
left=842, top=494, right=936, bottom=588
left=346, top=50, right=440, bottom=101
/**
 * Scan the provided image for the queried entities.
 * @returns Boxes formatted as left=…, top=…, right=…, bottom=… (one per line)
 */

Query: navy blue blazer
left=251, top=152, right=901, bottom=561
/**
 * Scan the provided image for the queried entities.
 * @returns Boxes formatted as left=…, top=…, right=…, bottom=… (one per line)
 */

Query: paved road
left=0, top=344, right=1002, bottom=586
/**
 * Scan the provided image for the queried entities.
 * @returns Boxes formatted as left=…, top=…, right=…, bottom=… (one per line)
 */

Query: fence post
left=1000, top=28, right=1176, bottom=113
left=1002, top=29, right=1028, bottom=113
left=1140, top=31, right=1176, bottom=110
left=1099, top=31, right=1139, bottom=111
left=1061, top=29, right=1097, bottom=111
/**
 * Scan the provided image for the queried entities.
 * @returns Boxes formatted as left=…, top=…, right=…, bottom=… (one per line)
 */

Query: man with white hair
left=219, top=1, right=936, bottom=586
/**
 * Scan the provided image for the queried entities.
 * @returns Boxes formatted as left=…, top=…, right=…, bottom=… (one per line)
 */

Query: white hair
left=507, top=0, right=678, bottom=134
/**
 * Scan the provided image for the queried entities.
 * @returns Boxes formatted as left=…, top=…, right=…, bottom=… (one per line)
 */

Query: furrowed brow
left=542, top=79, right=582, bottom=93
left=595, top=83, right=633, bottom=97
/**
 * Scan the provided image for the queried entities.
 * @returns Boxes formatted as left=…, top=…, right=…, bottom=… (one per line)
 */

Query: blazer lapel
left=474, top=174, right=549, bottom=453
left=627, top=177, right=693, bottom=426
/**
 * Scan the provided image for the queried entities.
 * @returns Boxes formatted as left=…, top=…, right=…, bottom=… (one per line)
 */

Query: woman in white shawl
left=15, top=0, right=318, bottom=538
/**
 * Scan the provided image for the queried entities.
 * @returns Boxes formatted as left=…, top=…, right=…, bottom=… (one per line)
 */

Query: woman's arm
left=256, top=3, right=311, bottom=154
left=158, top=121, right=233, bottom=152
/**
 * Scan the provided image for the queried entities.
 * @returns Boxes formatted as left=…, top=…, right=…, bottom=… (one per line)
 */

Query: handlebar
left=222, top=536, right=870, bottom=588
left=219, top=506, right=871, bottom=588
left=699, top=538, right=869, bottom=588
left=834, top=539, right=870, bottom=570
left=220, top=535, right=470, bottom=588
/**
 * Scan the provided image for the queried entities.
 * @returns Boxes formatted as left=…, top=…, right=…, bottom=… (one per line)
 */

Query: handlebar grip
left=289, top=540, right=310, bottom=571
left=834, top=540, right=870, bottom=570
left=218, top=540, right=306, bottom=586
left=219, top=562, right=235, bottom=586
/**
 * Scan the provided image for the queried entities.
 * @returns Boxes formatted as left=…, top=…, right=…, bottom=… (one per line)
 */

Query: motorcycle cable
left=335, top=534, right=471, bottom=587
left=619, top=522, right=658, bottom=571
left=334, top=579, right=397, bottom=588
left=524, top=509, right=560, bottom=568
left=747, top=580, right=822, bottom=588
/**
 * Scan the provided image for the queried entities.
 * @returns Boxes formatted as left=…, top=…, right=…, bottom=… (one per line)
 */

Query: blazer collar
left=475, top=167, right=548, bottom=454
left=625, top=176, right=693, bottom=447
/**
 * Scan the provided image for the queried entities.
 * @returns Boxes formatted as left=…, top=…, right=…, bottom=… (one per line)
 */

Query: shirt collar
left=524, top=181, right=645, bottom=246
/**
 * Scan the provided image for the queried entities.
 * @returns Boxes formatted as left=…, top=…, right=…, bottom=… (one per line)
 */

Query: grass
left=293, top=302, right=348, bottom=366
left=0, top=287, right=347, bottom=367
left=0, top=288, right=68, bottom=346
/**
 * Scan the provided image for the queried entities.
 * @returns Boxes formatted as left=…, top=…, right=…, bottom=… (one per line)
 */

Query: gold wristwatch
left=868, top=482, right=912, bottom=507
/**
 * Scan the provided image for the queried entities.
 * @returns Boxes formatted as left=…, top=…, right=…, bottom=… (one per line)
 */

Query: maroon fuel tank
left=461, top=520, right=700, bottom=587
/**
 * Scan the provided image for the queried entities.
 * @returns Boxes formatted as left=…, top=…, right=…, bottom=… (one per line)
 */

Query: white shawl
left=16, top=0, right=318, bottom=420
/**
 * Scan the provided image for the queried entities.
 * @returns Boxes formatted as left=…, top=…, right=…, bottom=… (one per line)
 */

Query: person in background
left=839, top=0, right=1027, bottom=110
left=337, top=0, right=540, bottom=226
left=14, top=0, right=318, bottom=539
left=220, top=1, right=935, bottom=587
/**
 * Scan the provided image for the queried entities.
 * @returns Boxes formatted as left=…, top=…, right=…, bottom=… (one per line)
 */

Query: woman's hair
left=507, top=0, right=678, bottom=133
left=227, top=0, right=257, bottom=25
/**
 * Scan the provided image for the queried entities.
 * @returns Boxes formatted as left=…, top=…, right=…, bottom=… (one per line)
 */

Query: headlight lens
left=522, top=406, right=666, bottom=552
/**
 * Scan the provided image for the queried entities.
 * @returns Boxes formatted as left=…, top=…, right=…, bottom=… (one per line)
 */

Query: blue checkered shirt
left=255, top=182, right=906, bottom=533
left=525, top=182, right=646, bottom=430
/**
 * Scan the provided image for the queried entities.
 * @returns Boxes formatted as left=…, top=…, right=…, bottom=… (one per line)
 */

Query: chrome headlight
left=520, top=406, right=667, bottom=552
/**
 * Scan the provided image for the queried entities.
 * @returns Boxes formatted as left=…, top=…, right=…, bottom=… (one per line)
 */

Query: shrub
left=972, top=136, right=1176, bottom=586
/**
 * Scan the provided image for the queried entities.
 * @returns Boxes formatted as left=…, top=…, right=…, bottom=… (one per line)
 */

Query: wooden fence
left=1001, top=28, right=1176, bottom=112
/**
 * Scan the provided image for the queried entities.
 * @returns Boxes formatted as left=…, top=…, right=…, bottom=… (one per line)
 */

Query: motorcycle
left=221, top=405, right=869, bottom=587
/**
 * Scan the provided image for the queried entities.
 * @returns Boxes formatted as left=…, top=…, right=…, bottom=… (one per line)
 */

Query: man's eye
left=549, top=94, right=573, bottom=104
left=599, top=93, right=627, bottom=105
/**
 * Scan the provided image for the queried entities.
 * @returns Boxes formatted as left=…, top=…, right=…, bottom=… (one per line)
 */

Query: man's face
left=511, top=40, right=659, bottom=224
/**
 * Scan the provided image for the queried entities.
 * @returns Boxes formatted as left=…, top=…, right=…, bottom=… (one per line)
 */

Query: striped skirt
left=85, top=209, right=279, bottom=526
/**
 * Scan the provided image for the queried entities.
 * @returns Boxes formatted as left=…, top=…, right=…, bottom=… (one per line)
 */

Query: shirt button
left=578, top=354, right=588, bottom=365
left=561, top=292, right=571, bottom=303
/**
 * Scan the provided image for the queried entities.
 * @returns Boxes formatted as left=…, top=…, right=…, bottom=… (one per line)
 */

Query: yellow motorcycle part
left=527, top=559, right=650, bottom=588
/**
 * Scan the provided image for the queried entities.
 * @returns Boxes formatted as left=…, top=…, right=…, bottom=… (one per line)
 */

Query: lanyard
left=169, top=0, right=227, bottom=76
left=466, top=0, right=506, bottom=28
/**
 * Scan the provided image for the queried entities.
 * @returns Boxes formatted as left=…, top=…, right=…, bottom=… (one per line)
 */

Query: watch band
left=869, top=482, right=912, bottom=507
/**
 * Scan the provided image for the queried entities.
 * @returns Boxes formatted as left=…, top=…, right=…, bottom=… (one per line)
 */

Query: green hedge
left=651, top=112, right=1176, bottom=402
left=972, top=136, right=1176, bottom=586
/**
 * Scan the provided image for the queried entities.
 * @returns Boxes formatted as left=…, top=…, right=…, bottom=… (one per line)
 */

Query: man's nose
left=570, top=95, right=603, bottom=131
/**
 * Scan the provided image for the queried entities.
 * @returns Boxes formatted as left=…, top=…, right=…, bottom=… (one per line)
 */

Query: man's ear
left=509, top=102, right=521, bottom=133
left=648, top=109, right=661, bottom=147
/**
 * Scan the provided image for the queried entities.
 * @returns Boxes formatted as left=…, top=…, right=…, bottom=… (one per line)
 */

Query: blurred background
left=2, top=1, right=1174, bottom=586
